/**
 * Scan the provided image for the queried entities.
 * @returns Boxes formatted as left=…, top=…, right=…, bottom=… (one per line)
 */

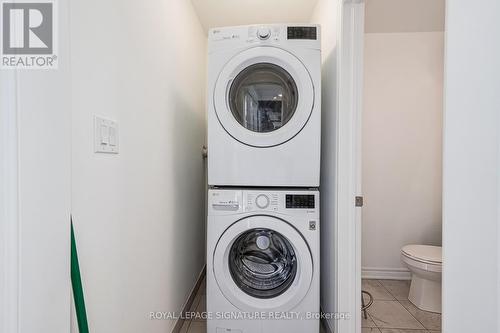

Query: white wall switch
left=108, top=126, right=116, bottom=146
left=94, top=116, right=118, bottom=154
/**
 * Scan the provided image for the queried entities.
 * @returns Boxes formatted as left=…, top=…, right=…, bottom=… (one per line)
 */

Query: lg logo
left=1, top=0, right=57, bottom=68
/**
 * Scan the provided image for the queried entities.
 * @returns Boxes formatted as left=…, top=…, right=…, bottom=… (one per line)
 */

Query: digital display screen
left=286, top=195, right=315, bottom=209
left=287, top=27, right=317, bottom=40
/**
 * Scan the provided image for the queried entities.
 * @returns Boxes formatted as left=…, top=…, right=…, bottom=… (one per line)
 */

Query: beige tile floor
left=179, top=278, right=441, bottom=333
left=362, top=279, right=441, bottom=333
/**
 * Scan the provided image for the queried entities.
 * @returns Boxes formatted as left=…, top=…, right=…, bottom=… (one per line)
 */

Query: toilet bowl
left=401, top=245, right=442, bottom=313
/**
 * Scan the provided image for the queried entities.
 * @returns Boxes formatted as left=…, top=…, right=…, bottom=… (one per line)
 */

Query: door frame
left=0, top=64, right=20, bottom=333
left=335, top=1, right=365, bottom=333
left=1, top=1, right=72, bottom=330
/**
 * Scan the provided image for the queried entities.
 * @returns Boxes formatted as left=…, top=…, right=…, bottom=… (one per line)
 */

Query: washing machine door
left=213, top=215, right=313, bottom=312
left=214, top=47, right=315, bottom=147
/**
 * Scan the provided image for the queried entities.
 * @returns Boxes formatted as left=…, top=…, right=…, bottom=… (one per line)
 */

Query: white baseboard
left=171, top=266, right=206, bottom=333
left=362, top=267, right=411, bottom=280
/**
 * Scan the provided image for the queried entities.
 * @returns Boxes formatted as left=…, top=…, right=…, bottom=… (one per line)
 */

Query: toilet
left=401, top=245, right=442, bottom=313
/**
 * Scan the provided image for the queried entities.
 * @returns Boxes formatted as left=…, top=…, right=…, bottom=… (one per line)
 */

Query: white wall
left=364, top=0, right=445, bottom=33
left=191, top=0, right=319, bottom=32
left=362, top=32, right=444, bottom=278
left=70, top=0, right=207, bottom=332
left=0, top=1, right=72, bottom=332
left=310, top=0, right=339, bottom=331
left=443, top=0, right=500, bottom=332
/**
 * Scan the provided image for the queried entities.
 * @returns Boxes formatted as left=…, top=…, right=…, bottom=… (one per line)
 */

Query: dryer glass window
left=228, top=63, right=298, bottom=133
left=229, top=228, right=297, bottom=299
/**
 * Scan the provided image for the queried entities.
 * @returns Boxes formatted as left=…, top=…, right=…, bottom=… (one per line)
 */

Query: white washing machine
left=207, top=24, right=321, bottom=187
left=207, top=188, right=320, bottom=333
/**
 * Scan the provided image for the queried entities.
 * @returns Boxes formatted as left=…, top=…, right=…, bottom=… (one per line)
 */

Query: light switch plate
left=94, top=116, right=119, bottom=154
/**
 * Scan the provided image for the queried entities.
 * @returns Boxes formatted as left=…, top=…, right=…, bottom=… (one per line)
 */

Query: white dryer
left=207, top=188, right=320, bottom=333
left=207, top=24, right=321, bottom=187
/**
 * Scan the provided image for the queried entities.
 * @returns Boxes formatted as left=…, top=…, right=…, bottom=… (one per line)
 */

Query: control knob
left=257, top=27, right=271, bottom=40
left=255, top=194, right=270, bottom=209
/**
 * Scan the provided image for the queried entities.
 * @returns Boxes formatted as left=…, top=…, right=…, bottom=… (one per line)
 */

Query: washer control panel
left=243, top=190, right=318, bottom=213
left=209, top=189, right=319, bottom=215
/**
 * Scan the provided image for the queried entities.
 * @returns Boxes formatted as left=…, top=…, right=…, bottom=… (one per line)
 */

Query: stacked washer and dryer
left=206, top=24, right=321, bottom=333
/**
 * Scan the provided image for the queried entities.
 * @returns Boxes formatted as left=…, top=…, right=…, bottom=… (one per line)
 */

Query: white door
left=0, top=1, right=72, bottom=332
left=338, top=2, right=365, bottom=333
left=214, top=47, right=315, bottom=147
left=213, top=215, right=313, bottom=311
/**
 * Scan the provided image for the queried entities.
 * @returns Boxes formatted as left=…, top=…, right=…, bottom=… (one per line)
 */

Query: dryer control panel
left=208, top=24, right=321, bottom=52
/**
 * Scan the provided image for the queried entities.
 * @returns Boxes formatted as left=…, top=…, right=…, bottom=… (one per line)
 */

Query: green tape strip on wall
left=71, top=218, right=89, bottom=333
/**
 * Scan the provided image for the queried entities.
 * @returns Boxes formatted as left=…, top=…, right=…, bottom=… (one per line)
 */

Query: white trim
left=362, top=267, right=412, bottom=280
left=335, top=1, right=365, bottom=333
left=171, top=266, right=206, bottom=333
left=1, top=10, right=21, bottom=332
left=352, top=5, right=364, bottom=333
left=0, top=69, right=20, bottom=333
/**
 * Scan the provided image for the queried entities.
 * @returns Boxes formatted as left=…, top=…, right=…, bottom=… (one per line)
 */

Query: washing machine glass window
left=229, top=228, right=297, bottom=299
left=228, top=63, right=298, bottom=133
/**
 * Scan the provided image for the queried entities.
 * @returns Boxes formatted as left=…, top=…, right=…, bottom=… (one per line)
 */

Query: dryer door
left=214, top=47, right=315, bottom=147
left=213, top=215, right=313, bottom=312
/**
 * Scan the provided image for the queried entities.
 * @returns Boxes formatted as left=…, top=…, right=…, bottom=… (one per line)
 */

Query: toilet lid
left=402, top=245, right=442, bottom=264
